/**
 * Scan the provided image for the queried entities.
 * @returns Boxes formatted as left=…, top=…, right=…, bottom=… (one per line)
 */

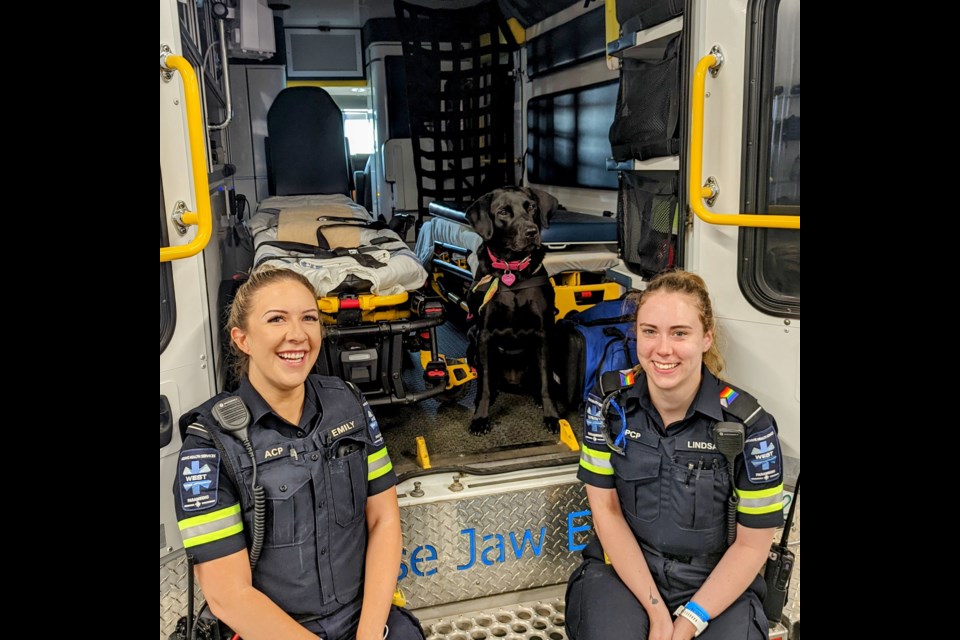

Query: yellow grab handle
left=690, top=52, right=800, bottom=230
left=160, top=53, right=214, bottom=262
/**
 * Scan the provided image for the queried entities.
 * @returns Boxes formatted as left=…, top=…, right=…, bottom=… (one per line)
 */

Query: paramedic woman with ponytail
left=566, top=271, right=784, bottom=640
left=173, top=267, right=423, bottom=640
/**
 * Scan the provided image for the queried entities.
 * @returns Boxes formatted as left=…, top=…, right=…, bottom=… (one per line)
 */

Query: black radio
left=763, top=474, right=799, bottom=625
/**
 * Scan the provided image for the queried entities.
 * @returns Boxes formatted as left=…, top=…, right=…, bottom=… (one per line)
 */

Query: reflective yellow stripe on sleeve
left=367, top=447, right=393, bottom=481
left=736, top=484, right=784, bottom=515
left=177, top=504, right=243, bottom=549
left=580, top=445, right=614, bottom=476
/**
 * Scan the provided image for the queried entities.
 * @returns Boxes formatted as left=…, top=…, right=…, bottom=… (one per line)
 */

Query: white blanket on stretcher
left=249, top=195, right=427, bottom=297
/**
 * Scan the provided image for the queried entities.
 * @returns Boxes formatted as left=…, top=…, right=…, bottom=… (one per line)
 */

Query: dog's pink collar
left=487, top=247, right=531, bottom=272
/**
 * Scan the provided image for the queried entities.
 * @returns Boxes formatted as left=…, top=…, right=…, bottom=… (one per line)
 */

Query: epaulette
left=185, top=423, right=214, bottom=441
left=718, top=384, right=764, bottom=427
left=598, top=368, right=638, bottom=396
left=343, top=379, right=366, bottom=404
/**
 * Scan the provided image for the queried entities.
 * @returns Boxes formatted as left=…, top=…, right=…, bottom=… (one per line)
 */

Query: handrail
left=690, top=51, right=800, bottom=230
left=160, top=52, right=214, bottom=262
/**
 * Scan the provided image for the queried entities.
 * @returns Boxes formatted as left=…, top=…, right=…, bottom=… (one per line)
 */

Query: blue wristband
left=684, top=601, right=710, bottom=623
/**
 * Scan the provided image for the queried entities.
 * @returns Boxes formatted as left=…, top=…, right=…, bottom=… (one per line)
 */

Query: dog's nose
left=525, top=227, right=538, bottom=239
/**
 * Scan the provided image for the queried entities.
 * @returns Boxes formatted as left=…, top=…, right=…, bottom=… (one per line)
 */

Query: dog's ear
left=527, top=188, right=558, bottom=229
left=466, top=193, right=495, bottom=240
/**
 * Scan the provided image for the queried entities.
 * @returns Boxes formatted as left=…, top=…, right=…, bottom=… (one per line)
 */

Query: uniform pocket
left=614, top=449, right=661, bottom=522
left=667, top=456, right=728, bottom=534
left=258, top=465, right=313, bottom=548
left=330, top=444, right=367, bottom=527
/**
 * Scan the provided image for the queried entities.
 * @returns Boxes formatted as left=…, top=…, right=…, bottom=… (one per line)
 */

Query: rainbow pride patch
left=719, top=386, right=739, bottom=408
left=619, top=370, right=635, bottom=387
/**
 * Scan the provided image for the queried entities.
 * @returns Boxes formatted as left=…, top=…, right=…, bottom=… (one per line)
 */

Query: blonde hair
left=227, top=267, right=319, bottom=381
left=627, top=270, right=724, bottom=375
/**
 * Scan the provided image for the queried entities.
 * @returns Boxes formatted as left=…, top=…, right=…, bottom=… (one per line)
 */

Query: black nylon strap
left=256, top=241, right=388, bottom=268
left=569, top=313, right=634, bottom=328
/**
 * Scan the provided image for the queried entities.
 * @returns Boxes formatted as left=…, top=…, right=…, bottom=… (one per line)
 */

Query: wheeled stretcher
left=255, top=87, right=463, bottom=406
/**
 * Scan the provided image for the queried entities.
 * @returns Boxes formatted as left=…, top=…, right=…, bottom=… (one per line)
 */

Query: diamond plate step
left=421, top=596, right=567, bottom=640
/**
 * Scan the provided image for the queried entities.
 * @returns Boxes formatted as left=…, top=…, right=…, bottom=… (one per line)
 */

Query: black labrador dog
left=465, top=186, right=561, bottom=435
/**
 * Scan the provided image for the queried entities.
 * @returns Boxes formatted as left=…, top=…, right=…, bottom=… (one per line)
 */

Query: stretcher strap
left=256, top=240, right=388, bottom=269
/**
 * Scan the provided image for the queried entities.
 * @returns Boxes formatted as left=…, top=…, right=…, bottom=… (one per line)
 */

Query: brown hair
left=227, top=267, right=319, bottom=381
left=627, top=270, right=724, bottom=375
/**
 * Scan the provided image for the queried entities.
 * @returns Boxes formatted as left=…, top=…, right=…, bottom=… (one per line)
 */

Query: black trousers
left=301, top=598, right=424, bottom=640
left=565, top=538, right=768, bottom=640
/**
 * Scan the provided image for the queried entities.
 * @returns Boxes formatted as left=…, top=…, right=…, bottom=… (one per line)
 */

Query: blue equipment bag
left=552, top=298, right=638, bottom=410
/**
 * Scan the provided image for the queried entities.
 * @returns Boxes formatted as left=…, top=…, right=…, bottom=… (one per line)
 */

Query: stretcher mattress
left=249, top=195, right=427, bottom=297
left=427, top=201, right=618, bottom=248
left=416, top=216, right=619, bottom=277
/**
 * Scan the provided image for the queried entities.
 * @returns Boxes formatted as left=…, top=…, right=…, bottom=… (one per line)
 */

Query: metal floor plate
left=376, top=322, right=579, bottom=461
left=160, top=551, right=201, bottom=640
left=420, top=596, right=567, bottom=640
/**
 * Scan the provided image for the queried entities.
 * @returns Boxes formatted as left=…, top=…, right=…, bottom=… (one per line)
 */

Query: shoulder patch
left=583, top=394, right=605, bottom=445
left=744, top=426, right=781, bottom=484
left=363, top=400, right=384, bottom=446
left=719, top=386, right=739, bottom=407
left=179, top=448, right=220, bottom=512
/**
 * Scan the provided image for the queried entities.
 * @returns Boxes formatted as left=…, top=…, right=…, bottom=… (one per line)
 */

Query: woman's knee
left=386, top=606, right=426, bottom=640
left=566, top=561, right=650, bottom=640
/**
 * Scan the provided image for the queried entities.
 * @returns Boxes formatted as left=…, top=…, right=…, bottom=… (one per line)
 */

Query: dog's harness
left=471, top=248, right=549, bottom=314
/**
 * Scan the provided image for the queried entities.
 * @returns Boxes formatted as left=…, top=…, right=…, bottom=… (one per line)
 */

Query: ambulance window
left=343, top=109, right=375, bottom=155
left=160, top=172, right=175, bottom=354
left=740, top=0, right=800, bottom=318
left=330, top=92, right=375, bottom=156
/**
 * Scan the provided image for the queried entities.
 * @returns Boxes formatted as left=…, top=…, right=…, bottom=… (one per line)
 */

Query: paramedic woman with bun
left=566, top=270, right=784, bottom=640
left=173, top=267, right=423, bottom=640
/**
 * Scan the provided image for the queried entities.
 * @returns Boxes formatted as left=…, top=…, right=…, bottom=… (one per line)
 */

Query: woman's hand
left=647, top=605, right=675, bottom=640
left=356, top=627, right=386, bottom=640
left=670, top=615, right=697, bottom=640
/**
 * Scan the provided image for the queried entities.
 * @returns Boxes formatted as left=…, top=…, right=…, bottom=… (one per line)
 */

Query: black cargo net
left=395, top=0, right=518, bottom=221
left=618, top=172, right=679, bottom=278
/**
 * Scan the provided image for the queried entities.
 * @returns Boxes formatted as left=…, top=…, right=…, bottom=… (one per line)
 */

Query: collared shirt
left=237, top=376, right=319, bottom=440
left=579, top=368, right=784, bottom=529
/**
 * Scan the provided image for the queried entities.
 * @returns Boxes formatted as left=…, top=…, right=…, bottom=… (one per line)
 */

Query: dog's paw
left=543, top=417, right=561, bottom=435
left=469, top=418, right=492, bottom=436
